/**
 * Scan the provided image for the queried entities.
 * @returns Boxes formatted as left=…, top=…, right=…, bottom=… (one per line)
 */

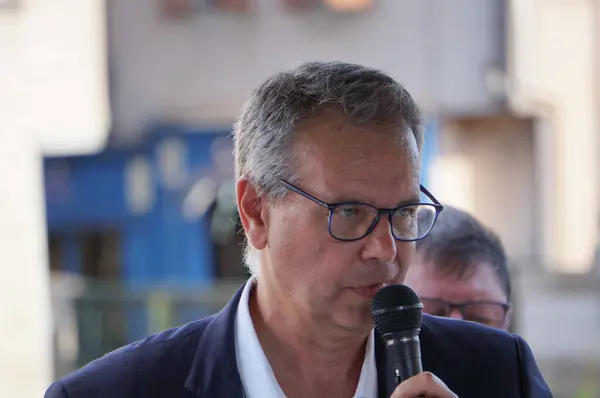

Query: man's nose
left=361, top=216, right=397, bottom=263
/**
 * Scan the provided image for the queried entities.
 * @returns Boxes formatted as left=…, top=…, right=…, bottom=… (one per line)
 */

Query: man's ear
left=237, top=177, right=268, bottom=251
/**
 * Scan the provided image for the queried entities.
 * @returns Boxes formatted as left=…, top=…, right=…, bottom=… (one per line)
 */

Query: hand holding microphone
left=390, top=372, right=458, bottom=398
left=373, top=285, right=458, bottom=398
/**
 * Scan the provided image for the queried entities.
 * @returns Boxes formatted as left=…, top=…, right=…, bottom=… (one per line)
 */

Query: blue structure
left=45, top=125, right=227, bottom=284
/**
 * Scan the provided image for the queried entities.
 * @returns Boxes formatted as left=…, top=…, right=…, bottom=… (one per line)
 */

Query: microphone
left=372, top=284, right=424, bottom=385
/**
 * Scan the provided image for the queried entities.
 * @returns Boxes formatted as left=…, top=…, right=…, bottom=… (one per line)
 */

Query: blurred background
left=1, top=0, right=599, bottom=397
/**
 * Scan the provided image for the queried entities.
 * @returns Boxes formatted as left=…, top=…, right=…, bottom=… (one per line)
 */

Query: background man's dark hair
left=416, top=205, right=511, bottom=300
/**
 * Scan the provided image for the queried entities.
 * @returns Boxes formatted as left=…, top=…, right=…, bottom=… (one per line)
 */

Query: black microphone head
left=372, top=284, right=423, bottom=336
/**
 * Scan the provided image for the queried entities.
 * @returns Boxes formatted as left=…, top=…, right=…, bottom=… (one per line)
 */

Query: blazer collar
left=184, top=283, right=245, bottom=397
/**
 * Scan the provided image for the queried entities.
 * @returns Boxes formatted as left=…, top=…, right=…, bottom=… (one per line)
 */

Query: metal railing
left=50, top=274, right=245, bottom=378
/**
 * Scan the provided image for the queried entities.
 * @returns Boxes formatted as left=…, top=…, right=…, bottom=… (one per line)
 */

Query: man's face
left=255, top=116, right=420, bottom=334
left=404, top=257, right=510, bottom=330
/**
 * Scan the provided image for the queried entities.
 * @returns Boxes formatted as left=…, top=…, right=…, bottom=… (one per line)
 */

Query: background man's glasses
left=420, top=297, right=510, bottom=328
left=279, top=180, right=444, bottom=242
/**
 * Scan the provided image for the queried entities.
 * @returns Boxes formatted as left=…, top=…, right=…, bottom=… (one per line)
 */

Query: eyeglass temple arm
left=420, top=184, right=442, bottom=206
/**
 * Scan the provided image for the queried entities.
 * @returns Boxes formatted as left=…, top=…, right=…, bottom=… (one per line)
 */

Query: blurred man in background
left=405, top=205, right=511, bottom=330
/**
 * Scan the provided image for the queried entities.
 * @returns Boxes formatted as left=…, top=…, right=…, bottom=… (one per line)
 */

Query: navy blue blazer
left=46, top=283, right=552, bottom=398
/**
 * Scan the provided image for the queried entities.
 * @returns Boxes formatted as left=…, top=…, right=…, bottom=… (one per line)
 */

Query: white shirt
left=234, top=279, right=378, bottom=398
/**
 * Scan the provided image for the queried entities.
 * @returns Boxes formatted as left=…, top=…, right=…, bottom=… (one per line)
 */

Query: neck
left=250, top=277, right=369, bottom=397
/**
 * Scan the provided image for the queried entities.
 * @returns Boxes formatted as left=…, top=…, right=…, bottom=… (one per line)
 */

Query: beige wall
left=430, top=115, right=536, bottom=263
left=507, top=0, right=599, bottom=273
left=18, top=0, right=110, bottom=156
left=0, top=0, right=109, bottom=395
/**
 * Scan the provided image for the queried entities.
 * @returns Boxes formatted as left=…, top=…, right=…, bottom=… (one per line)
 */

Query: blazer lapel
left=184, top=283, right=247, bottom=397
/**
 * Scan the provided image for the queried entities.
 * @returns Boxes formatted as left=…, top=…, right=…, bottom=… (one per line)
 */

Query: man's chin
left=333, top=308, right=373, bottom=334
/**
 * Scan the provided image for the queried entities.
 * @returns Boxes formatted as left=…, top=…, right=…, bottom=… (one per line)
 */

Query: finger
left=391, top=372, right=458, bottom=398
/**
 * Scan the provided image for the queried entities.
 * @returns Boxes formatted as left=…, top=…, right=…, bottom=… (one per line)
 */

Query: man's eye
left=396, top=207, right=416, bottom=217
left=338, top=207, right=358, bottom=217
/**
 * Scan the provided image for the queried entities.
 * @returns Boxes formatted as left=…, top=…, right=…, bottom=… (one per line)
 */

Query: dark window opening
left=81, top=229, right=121, bottom=280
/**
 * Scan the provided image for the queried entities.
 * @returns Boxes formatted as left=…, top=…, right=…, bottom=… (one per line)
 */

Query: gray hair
left=233, top=61, right=423, bottom=275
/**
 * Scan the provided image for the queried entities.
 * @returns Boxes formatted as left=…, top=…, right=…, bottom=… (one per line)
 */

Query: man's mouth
left=351, top=283, right=387, bottom=299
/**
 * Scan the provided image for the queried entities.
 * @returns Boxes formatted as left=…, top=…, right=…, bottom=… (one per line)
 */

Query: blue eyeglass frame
left=279, top=179, right=444, bottom=242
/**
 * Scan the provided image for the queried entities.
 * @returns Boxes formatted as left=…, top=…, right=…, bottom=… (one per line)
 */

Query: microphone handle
left=385, top=332, right=423, bottom=385
left=392, top=355, right=423, bottom=385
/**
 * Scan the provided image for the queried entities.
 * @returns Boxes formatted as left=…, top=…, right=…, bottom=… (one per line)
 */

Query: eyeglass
left=279, top=180, right=444, bottom=242
left=420, top=297, right=510, bottom=328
